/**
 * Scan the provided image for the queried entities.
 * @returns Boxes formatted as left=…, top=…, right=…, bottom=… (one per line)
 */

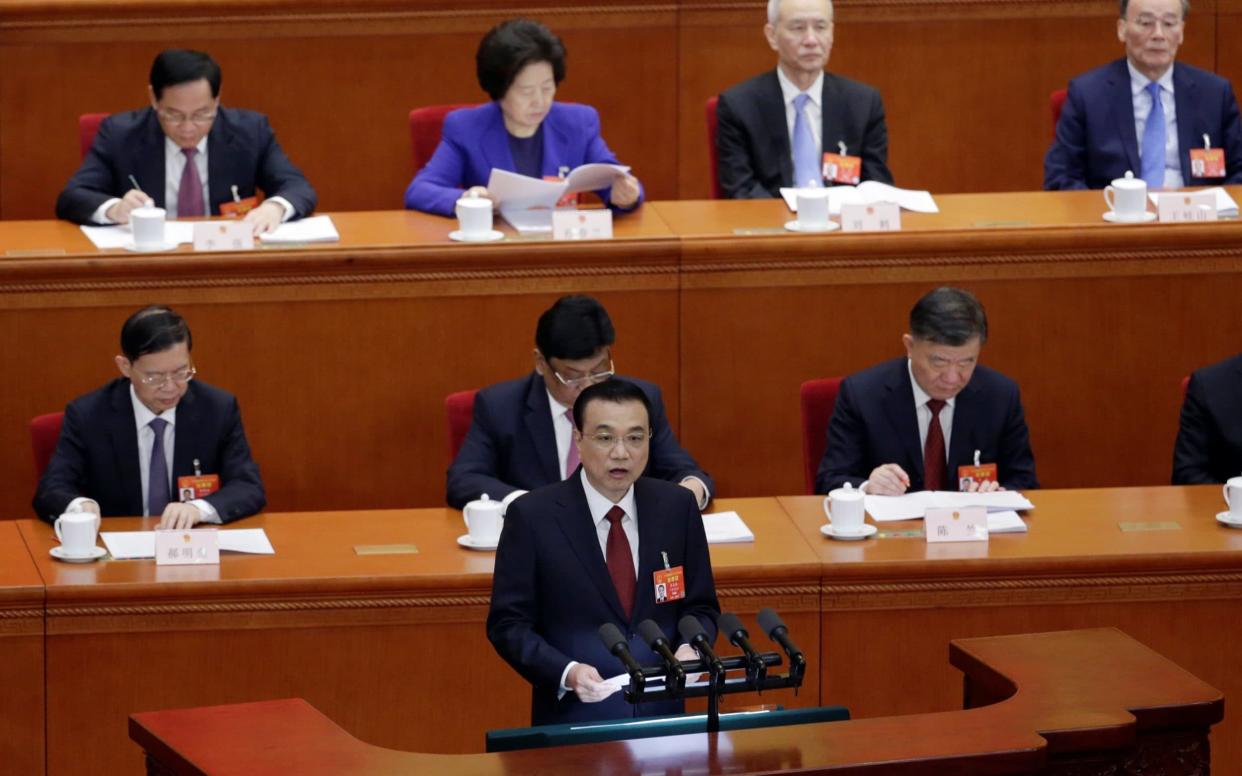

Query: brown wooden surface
left=782, top=484, right=1242, bottom=775
left=127, top=627, right=1222, bottom=775
left=18, top=496, right=820, bottom=775
left=0, top=521, right=45, bottom=776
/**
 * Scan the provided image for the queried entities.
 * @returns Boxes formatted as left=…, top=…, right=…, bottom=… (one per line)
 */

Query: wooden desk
left=18, top=497, right=820, bottom=775
left=127, top=628, right=1223, bottom=775
left=0, top=521, right=45, bottom=776
left=781, top=485, right=1242, bottom=774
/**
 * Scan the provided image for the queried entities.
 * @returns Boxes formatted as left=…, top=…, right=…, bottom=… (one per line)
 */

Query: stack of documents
left=864, top=491, right=1035, bottom=522
left=260, top=215, right=340, bottom=243
left=80, top=222, right=195, bottom=250
left=488, top=164, right=630, bottom=232
left=780, top=182, right=939, bottom=216
left=1149, top=187, right=1239, bottom=217
left=986, top=511, right=1028, bottom=533
left=100, top=528, right=275, bottom=559
left=701, top=511, right=755, bottom=544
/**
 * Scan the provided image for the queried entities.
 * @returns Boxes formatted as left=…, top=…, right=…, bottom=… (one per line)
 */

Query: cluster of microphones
left=598, top=608, right=805, bottom=703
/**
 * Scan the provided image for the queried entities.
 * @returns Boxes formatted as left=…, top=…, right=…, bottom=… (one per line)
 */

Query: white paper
left=864, top=491, right=1035, bottom=522
left=489, top=165, right=630, bottom=233
left=1149, top=187, right=1238, bottom=217
left=260, top=215, right=340, bottom=244
left=986, top=510, right=1028, bottom=533
left=602, top=672, right=712, bottom=692
left=101, top=528, right=274, bottom=559
left=701, top=511, right=755, bottom=544
left=781, top=181, right=939, bottom=215
left=80, top=221, right=195, bottom=250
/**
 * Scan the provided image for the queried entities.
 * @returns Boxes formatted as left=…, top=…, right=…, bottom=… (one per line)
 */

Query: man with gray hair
left=1045, top=0, right=1242, bottom=190
left=816, top=287, right=1038, bottom=495
left=715, top=0, right=892, bottom=198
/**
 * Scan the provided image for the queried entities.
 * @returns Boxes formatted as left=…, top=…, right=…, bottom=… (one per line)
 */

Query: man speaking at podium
left=487, top=379, right=720, bottom=725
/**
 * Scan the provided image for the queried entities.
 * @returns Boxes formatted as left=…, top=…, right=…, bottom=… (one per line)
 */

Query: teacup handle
left=54, top=515, right=65, bottom=542
left=1226, top=484, right=1233, bottom=507
left=822, top=495, right=833, bottom=521
left=1103, top=186, right=1116, bottom=211
left=463, top=510, right=471, bottom=531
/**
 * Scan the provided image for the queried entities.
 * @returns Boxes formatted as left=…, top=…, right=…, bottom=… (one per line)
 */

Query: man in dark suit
left=487, top=379, right=720, bottom=725
left=56, top=49, right=316, bottom=235
left=1045, top=0, right=1242, bottom=190
left=816, top=287, right=1038, bottom=495
left=1173, top=353, right=1242, bottom=483
left=446, top=295, right=713, bottom=511
left=33, top=305, right=265, bottom=528
left=715, top=0, right=892, bottom=199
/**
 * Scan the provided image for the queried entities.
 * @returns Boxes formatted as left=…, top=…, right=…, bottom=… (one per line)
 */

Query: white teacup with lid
left=1103, top=171, right=1149, bottom=221
left=54, top=510, right=101, bottom=556
left=1224, top=476, right=1242, bottom=519
left=823, top=482, right=867, bottom=534
left=463, top=493, right=504, bottom=544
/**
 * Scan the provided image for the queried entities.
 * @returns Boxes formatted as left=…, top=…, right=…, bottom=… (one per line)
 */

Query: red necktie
left=605, top=505, right=635, bottom=620
left=923, top=399, right=946, bottom=491
left=178, top=148, right=205, bottom=218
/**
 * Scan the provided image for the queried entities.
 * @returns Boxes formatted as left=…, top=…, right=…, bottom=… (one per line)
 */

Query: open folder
left=488, top=164, right=630, bottom=232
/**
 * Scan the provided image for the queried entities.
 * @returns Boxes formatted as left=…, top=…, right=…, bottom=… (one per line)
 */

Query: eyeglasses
left=586, top=431, right=649, bottom=451
left=136, top=365, right=196, bottom=388
left=554, top=359, right=615, bottom=389
left=157, top=110, right=217, bottom=127
left=1131, top=14, right=1182, bottom=33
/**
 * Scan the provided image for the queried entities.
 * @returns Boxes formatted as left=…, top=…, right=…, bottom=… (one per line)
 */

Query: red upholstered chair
left=408, top=104, right=475, bottom=173
left=1049, top=89, right=1068, bottom=139
left=799, top=378, right=843, bottom=495
left=445, top=389, right=478, bottom=463
left=705, top=96, right=723, bottom=199
left=30, top=412, right=64, bottom=484
left=1181, top=375, right=1191, bottom=397
left=79, top=113, right=109, bottom=159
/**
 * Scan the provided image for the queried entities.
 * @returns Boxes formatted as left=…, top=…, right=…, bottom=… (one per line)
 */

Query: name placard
left=1157, top=192, right=1216, bottom=223
left=551, top=209, right=613, bottom=240
left=193, top=220, right=255, bottom=252
left=155, top=528, right=220, bottom=565
left=925, top=506, right=988, bottom=543
left=840, top=201, right=901, bottom=232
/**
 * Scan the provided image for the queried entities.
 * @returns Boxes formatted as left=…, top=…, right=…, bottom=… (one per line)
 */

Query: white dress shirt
left=908, top=359, right=955, bottom=462
left=777, top=68, right=824, bottom=167
left=1129, top=60, right=1182, bottom=189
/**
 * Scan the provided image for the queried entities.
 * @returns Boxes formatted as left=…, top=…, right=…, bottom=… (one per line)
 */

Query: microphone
left=718, top=612, right=766, bottom=683
left=678, top=615, right=725, bottom=688
left=757, top=608, right=806, bottom=673
left=598, top=623, right=645, bottom=693
left=637, top=619, right=687, bottom=691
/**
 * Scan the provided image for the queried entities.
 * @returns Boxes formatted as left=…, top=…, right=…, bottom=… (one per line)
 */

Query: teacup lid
left=829, top=482, right=865, bottom=500
left=1113, top=170, right=1145, bottom=188
left=465, top=493, right=504, bottom=513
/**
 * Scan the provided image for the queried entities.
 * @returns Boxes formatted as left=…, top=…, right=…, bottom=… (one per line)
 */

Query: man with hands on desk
left=816, top=287, right=1038, bottom=496
left=55, top=48, right=316, bottom=235
left=486, top=379, right=720, bottom=724
left=33, top=305, right=265, bottom=529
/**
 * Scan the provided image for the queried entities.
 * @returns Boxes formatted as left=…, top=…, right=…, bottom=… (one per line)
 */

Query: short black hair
left=150, top=49, right=221, bottom=99
left=535, top=295, right=615, bottom=361
left=1120, top=0, right=1188, bottom=17
left=572, top=379, right=652, bottom=432
left=120, top=305, right=192, bottom=361
left=908, top=287, right=988, bottom=346
left=476, top=18, right=566, bottom=101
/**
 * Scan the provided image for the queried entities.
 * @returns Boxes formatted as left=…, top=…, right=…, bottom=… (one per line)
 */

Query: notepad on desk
left=701, top=511, right=755, bottom=544
left=260, top=215, right=340, bottom=243
left=101, top=528, right=275, bottom=559
left=864, top=491, right=1035, bottom=522
left=80, top=221, right=195, bottom=250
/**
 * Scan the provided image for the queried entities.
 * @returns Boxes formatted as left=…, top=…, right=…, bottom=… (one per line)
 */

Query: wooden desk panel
left=781, top=485, right=1242, bottom=775
left=0, top=522, right=45, bottom=776
left=20, top=497, right=820, bottom=775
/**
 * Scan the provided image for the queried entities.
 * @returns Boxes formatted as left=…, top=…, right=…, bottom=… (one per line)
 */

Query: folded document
left=780, top=181, right=939, bottom=216
left=101, top=528, right=275, bottom=559
left=865, top=490, right=1035, bottom=522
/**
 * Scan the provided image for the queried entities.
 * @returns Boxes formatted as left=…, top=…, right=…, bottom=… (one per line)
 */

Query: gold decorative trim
left=825, top=572, right=1242, bottom=594
left=719, top=584, right=819, bottom=598
left=0, top=607, right=42, bottom=619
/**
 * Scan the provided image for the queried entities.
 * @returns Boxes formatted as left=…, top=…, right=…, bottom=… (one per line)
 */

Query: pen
left=974, top=449, right=981, bottom=466
left=231, top=185, right=241, bottom=203
left=128, top=175, right=153, bottom=207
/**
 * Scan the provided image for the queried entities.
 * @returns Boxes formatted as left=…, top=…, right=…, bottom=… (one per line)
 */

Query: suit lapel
left=480, top=103, right=516, bottom=174
left=883, top=363, right=924, bottom=483
left=136, top=110, right=166, bottom=209
left=761, top=70, right=794, bottom=187
left=523, top=373, right=562, bottom=482
left=631, top=479, right=662, bottom=623
left=1173, top=64, right=1198, bottom=183
left=820, top=74, right=845, bottom=158
left=171, top=383, right=199, bottom=479
left=1109, top=60, right=1142, bottom=175
left=946, top=380, right=979, bottom=488
left=205, top=112, right=231, bottom=215
left=108, top=382, right=144, bottom=516
left=541, top=108, right=568, bottom=178
left=553, top=479, right=628, bottom=622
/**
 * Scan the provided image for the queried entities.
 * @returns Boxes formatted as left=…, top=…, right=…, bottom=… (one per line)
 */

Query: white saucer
left=1216, top=512, right=1242, bottom=528
left=784, top=220, right=841, bottom=233
left=1102, top=211, right=1156, bottom=224
left=820, top=523, right=878, bottom=541
left=449, top=229, right=504, bottom=243
left=457, top=533, right=500, bottom=551
left=50, top=545, right=107, bottom=562
left=122, top=241, right=180, bottom=252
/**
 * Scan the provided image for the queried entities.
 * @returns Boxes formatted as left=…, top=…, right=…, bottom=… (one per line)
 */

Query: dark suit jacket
left=816, top=358, right=1039, bottom=494
left=33, top=378, right=266, bottom=523
left=56, top=106, right=317, bottom=223
left=716, top=69, right=893, bottom=199
left=1173, top=353, right=1242, bottom=484
left=446, top=373, right=713, bottom=509
left=1045, top=59, right=1242, bottom=190
left=403, top=101, right=642, bottom=217
left=486, top=474, right=720, bottom=725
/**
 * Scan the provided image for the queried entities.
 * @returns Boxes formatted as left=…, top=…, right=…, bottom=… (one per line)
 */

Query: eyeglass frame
left=134, top=364, right=197, bottom=388
left=583, top=429, right=651, bottom=451
left=156, top=109, right=218, bottom=127
left=553, top=358, right=616, bottom=389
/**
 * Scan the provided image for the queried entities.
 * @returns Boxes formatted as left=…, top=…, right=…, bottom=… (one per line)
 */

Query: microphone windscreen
left=718, top=612, right=747, bottom=641
left=598, top=622, right=627, bottom=652
left=757, top=608, right=786, bottom=638
left=637, top=619, right=669, bottom=648
left=678, top=615, right=706, bottom=643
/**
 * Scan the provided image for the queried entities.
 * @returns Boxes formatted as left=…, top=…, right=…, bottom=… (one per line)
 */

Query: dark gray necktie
left=148, top=417, right=170, bottom=516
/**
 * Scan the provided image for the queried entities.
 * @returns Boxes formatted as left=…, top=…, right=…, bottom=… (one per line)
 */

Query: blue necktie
left=1140, top=81, right=1166, bottom=190
left=792, top=93, right=820, bottom=188
left=148, top=417, right=170, bottom=517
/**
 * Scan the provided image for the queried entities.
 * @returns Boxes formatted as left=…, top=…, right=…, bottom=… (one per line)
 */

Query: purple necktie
left=178, top=148, right=205, bottom=218
left=564, top=409, right=580, bottom=479
left=148, top=417, right=170, bottom=517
